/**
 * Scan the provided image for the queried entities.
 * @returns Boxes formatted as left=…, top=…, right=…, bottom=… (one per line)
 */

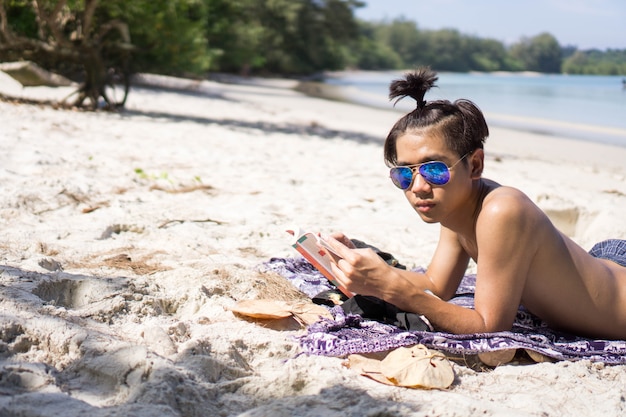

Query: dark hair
left=383, top=67, right=488, bottom=166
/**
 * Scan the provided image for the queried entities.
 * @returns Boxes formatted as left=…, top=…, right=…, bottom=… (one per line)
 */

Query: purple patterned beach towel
left=262, top=257, right=626, bottom=364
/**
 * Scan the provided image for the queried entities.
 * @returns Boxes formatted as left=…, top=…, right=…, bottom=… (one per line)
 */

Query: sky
left=354, top=0, right=626, bottom=50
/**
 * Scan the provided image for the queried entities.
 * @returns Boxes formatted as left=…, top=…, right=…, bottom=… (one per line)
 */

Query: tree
left=466, top=37, right=512, bottom=72
left=203, top=0, right=268, bottom=75
left=0, top=0, right=133, bottom=109
left=0, top=0, right=217, bottom=109
left=421, top=29, right=469, bottom=71
left=375, top=18, right=422, bottom=67
left=205, top=0, right=364, bottom=75
left=562, top=49, right=626, bottom=75
left=350, top=21, right=403, bottom=70
left=509, top=32, right=562, bottom=73
left=121, top=0, right=213, bottom=76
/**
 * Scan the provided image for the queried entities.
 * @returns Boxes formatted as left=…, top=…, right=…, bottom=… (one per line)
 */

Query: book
left=287, top=227, right=353, bottom=297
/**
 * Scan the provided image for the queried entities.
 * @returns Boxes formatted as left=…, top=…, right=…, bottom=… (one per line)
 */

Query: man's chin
left=416, top=211, right=439, bottom=224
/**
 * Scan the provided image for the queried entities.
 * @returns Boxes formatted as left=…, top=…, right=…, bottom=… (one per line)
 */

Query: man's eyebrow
left=396, top=154, right=447, bottom=166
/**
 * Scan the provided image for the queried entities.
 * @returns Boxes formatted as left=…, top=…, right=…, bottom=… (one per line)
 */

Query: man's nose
left=410, top=171, right=432, bottom=193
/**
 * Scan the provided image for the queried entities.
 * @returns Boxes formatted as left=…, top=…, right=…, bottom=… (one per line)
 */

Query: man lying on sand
left=323, top=67, right=626, bottom=340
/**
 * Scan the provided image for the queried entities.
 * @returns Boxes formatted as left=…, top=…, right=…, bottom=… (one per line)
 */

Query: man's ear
left=470, top=149, right=484, bottom=179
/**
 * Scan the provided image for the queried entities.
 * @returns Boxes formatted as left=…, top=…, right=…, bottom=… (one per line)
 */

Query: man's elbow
left=482, top=317, right=513, bottom=333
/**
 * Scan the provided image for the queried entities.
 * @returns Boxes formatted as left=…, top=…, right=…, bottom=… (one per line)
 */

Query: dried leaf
left=347, top=354, right=395, bottom=386
left=478, top=349, right=517, bottom=367
left=289, top=301, right=333, bottom=325
left=525, top=349, right=554, bottom=363
left=346, top=346, right=454, bottom=389
left=381, top=345, right=454, bottom=389
left=228, top=299, right=292, bottom=319
left=228, top=300, right=331, bottom=328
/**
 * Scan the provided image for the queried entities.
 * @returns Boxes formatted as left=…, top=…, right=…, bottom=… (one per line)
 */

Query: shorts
left=588, top=239, right=626, bottom=268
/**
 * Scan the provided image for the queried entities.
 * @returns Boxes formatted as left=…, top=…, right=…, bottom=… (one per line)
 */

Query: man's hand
left=317, top=235, right=344, bottom=263
left=321, top=234, right=397, bottom=298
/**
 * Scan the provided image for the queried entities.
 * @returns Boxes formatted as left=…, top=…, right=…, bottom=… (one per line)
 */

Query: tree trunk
left=74, top=46, right=108, bottom=109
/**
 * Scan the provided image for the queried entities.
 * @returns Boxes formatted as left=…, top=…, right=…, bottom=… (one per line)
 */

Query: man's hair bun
left=389, top=67, right=438, bottom=108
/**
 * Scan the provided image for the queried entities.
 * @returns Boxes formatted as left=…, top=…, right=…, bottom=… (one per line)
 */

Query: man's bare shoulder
left=477, top=182, right=551, bottom=237
left=474, top=179, right=534, bottom=207
left=483, top=181, right=526, bottom=198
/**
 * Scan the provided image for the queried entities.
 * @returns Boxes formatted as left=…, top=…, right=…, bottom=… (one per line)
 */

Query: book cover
left=287, top=227, right=353, bottom=297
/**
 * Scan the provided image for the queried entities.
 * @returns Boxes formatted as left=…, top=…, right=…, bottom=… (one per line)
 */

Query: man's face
left=394, top=131, right=473, bottom=225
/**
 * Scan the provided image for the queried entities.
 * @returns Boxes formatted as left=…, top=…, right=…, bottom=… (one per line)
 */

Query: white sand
left=1, top=71, right=626, bottom=416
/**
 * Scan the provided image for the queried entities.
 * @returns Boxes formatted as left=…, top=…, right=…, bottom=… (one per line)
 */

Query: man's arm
left=326, top=188, right=543, bottom=334
left=324, top=227, right=471, bottom=312
left=423, top=226, right=472, bottom=300
left=407, top=189, right=541, bottom=333
left=378, top=226, right=491, bottom=333
left=471, top=189, right=541, bottom=331
left=327, top=243, right=497, bottom=333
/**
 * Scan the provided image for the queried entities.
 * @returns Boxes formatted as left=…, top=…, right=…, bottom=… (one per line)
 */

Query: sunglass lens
left=419, top=162, right=450, bottom=185
left=390, top=167, right=413, bottom=189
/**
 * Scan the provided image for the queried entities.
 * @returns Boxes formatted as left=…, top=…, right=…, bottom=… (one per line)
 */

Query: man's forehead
left=395, top=134, right=453, bottom=165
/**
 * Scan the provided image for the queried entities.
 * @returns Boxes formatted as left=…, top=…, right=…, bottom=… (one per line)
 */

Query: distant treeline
left=354, top=20, right=626, bottom=76
left=2, top=0, right=625, bottom=78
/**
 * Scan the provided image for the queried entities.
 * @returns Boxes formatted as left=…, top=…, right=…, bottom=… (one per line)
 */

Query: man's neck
left=441, top=178, right=494, bottom=238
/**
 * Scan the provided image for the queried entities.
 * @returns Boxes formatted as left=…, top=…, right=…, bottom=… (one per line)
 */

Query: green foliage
left=1, top=0, right=216, bottom=78
left=203, top=0, right=266, bottom=73
left=422, top=29, right=470, bottom=71
left=509, top=32, right=562, bottom=73
left=2, top=0, right=623, bottom=77
left=4, top=0, right=37, bottom=38
left=98, top=0, right=215, bottom=76
left=345, top=19, right=562, bottom=73
left=349, top=18, right=624, bottom=75
left=351, top=38, right=403, bottom=70
left=563, top=49, right=626, bottom=75
left=205, top=0, right=364, bottom=75
left=374, top=18, right=423, bottom=66
left=466, top=38, right=513, bottom=72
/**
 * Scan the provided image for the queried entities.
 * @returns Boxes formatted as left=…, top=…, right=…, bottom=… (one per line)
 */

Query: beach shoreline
left=1, top=71, right=626, bottom=416
left=300, top=70, right=626, bottom=149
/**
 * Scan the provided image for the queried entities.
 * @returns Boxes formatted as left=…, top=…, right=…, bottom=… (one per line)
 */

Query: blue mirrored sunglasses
left=389, top=152, right=471, bottom=190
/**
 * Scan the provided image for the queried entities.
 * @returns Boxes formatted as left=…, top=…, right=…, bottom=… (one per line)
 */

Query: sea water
left=323, top=71, right=626, bottom=147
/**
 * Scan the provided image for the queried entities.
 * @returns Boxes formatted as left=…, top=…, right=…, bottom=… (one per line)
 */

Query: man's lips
left=415, top=201, right=435, bottom=212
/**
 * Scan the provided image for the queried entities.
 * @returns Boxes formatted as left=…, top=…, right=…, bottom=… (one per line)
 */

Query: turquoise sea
left=323, top=71, right=626, bottom=148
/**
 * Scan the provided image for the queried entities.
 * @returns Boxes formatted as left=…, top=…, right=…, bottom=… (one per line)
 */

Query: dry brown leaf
left=346, top=354, right=396, bottom=386
left=289, top=301, right=333, bottom=325
left=381, top=345, right=454, bottom=389
left=346, top=345, right=454, bottom=389
left=525, top=348, right=555, bottom=363
left=478, top=349, right=517, bottom=367
left=227, top=299, right=293, bottom=319
left=227, top=300, right=331, bottom=328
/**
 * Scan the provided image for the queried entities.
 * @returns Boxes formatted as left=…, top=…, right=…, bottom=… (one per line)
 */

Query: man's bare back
left=467, top=181, right=626, bottom=339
